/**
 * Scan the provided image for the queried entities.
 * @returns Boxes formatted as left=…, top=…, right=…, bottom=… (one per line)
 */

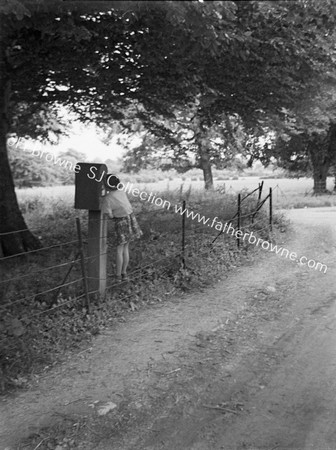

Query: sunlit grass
left=15, top=174, right=336, bottom=223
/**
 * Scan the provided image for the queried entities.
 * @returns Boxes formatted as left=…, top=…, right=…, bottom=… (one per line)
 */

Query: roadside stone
left=266, top=286, right=276, bottom=293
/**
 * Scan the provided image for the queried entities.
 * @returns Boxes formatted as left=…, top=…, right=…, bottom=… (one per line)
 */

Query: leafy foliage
left=4, top=1, right=336, bottom=138
left=100, top=0, right=336, bottom=186
left=122, top=108, right=249, bottom=174
left=8, top=142, right=86, bottom=187
left=260, top=77, right=336, bottom=191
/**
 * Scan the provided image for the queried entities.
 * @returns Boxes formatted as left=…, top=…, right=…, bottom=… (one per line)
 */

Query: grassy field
left=135, top=174, right=336, bottom=209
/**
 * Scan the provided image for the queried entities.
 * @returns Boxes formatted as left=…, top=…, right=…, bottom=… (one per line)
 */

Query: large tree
left=272, top=125, right=336, bottom=194
left=119, top=106, right=248, bottom=189
left=255, top=74, right=336, bottom=193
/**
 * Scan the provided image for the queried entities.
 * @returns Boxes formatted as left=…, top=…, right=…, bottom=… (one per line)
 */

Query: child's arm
left=101, top=197, right=114, bottom=218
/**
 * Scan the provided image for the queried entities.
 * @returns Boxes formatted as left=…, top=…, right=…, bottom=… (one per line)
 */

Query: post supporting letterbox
left=75, top=162, right=108, bottom=298
left=87, top=210, right=107, bottom=295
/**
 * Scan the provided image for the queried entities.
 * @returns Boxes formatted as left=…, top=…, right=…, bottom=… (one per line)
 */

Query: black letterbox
left=74, top=162, right=107, bottom=210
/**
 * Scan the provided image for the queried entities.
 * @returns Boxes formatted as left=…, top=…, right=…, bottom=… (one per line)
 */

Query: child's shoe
left=116, top=275, right=122, bottom=283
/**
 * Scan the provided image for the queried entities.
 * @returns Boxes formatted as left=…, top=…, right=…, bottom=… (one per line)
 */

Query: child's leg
left=116, top=244, right=124, bottom=277
left=122, top=242, right=129, bottom=274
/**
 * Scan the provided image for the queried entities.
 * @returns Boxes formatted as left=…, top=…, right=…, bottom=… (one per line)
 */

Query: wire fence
left=216, top=179, right=336, bottom=205
left=0, top=182, right=275, bottom=340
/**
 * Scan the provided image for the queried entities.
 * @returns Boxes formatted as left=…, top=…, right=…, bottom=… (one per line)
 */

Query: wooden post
left=237, top=193, right=241, bottom=248
left=252, top=181, right=264, bottom=224
left=258, top=180, right=264, bottom=201
left=181, top=200, right=186, bottom=269
left=87, top=210, right=107, bottom=296
left=76, top=218, right=90, bottom=312
left=269, top=187, right=273, bottom=232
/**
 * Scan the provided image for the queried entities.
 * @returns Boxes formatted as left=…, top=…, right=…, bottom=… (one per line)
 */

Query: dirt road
left=1, top=207, right=336, bottom=449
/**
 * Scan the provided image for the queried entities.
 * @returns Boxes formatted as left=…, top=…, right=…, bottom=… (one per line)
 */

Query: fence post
left=252, top=181, right=264, bottom=224
left=181, top=199, right=186, bottom=269
left=269, top=187, right=273, bottom=232
left=87, top=211, right=107, bottom=296
left=258, top=180, right=264, bottom=201
left=74, top=162, right=107, bottom=298
left=76, top=218, right=90, bottom=313
left=237, top=193, right=241, bottom=248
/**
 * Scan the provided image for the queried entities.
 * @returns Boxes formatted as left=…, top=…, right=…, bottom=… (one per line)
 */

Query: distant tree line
left=8, top=145, right=87, bottom=188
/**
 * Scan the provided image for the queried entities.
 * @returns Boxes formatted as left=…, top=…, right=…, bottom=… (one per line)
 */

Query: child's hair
left=105, top=174, right=120, bottom=190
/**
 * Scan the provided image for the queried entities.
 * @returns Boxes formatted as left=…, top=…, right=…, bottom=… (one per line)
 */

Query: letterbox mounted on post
left=74, top=162, right=108, bottom=297
left=74, top=163, right=107, bottom=210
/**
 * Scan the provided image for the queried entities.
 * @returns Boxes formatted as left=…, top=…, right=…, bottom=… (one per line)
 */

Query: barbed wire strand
left=253, top=194, right=270, bottom=214
left=0, top=249, right=182, bottom=309
left=103, top=251, right=182, bottom=286
left=105, top=258, right=178, bottom=292
left=26, top=293, right=92, bottom=319
left=211, top=195, right=270, bottom=245
left=240, top=186, right=261, bottom=203
left=0, top=242, right=180, bottom=289
left=77, top=208, right=173, bottom=226
left=0, top=278, right=83, bottom=310
left=0, top=225, right=49, bottom=237
left=0, top=239, right=78, bottom=262
left=18, top=257, right=180, bottom=321
left=0, top=255, right=81, bottom=285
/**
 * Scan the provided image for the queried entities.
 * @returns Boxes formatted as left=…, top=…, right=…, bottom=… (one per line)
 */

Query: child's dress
left=101, top=189, right=142, bottom=245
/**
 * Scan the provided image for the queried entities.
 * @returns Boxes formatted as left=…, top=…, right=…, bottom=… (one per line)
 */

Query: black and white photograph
left=0, top=0, right=336, bottom=448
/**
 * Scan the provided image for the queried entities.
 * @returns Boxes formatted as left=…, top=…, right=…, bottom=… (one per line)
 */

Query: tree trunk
left=198, top=143, right=213, bottom=190
left=0, top=66, right=41, bottom=257
left=312, top=168, right=328, bottom=194
left=307, top=126, right=336, bottom=195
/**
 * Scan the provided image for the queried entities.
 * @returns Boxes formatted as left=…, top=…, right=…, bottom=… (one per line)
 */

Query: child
left=101, top=174, right=142, bottom=282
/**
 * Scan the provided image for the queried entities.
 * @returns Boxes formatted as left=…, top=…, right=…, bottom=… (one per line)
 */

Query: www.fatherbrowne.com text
left=117, top=181, right=328, bottom=274
left=12, top=140, right=327, bottom=274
